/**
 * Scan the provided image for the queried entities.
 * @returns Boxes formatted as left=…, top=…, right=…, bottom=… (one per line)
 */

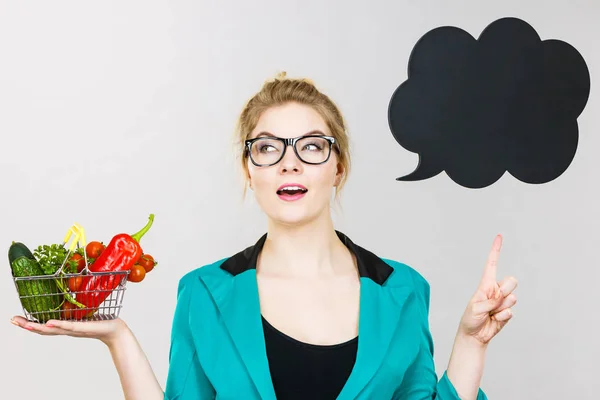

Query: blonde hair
left=234, top=71, right=351, bottom=202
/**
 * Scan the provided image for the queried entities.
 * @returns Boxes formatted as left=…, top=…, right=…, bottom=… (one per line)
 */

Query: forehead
left=250, top=102, right=330, bottom=139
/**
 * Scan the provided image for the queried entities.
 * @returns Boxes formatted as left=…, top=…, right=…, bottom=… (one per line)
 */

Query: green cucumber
left=10, top=246, right=64, bottom=322
left=8, top=241, right=36, bottom=266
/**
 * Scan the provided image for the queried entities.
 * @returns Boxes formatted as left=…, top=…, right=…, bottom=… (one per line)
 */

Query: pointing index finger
left=481, top=234, right=502, bottom=284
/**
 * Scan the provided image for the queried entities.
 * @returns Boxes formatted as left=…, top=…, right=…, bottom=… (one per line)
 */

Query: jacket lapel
left=200, top=265, right=276, bottom=400
left=197, top=231, right=412, bottom=400
left=336, top=278, right=414, bottom=400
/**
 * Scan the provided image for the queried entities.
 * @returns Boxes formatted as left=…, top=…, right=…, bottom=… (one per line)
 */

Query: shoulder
left=379, top=258, right=430, bottom=289
left=177, top=256, right=231, bottom=284
left=169, top=257, right=235, bottom=324
left=170, top=257, right=231, bottom=303
left=379, top=257, right=431, bottom=307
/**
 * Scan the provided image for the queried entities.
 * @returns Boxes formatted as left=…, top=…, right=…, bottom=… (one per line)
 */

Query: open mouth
left=276, top=185, right=308, bottom=200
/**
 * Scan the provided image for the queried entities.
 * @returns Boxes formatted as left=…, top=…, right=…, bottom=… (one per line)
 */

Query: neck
left=258, top=213, right=353, bottom=278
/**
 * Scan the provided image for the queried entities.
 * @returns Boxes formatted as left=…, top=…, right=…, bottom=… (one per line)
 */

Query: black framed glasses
left=244, top=135, right=338, bottom=167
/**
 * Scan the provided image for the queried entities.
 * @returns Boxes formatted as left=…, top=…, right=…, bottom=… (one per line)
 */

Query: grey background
left=1, top=1, right=598, bottom=399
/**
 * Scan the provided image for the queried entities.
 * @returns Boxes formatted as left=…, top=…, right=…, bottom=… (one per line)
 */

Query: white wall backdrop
left=1, top=1, right=598, bottom=399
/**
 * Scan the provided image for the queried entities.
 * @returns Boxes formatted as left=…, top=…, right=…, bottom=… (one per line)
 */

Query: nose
left=279, top=145, right=302, bottom=173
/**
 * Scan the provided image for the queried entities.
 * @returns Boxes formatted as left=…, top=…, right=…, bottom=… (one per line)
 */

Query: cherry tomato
left=137, top=254, right=156, bottom=273
left=62, top=301, right=77, bottom=320
left=86, top=241, right=105, bottom=259
left=128, top=264, right=146, bottom=283
left=68, top=276, right=83, bottom=292
left=69, top=253, right=86, bottom=273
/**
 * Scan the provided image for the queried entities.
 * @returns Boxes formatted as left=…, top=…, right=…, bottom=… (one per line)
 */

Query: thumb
left=472, top=287, right=503, bottom=315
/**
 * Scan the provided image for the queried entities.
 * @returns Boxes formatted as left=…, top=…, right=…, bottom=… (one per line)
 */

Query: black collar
left=220, top=230, right=394, bottom=286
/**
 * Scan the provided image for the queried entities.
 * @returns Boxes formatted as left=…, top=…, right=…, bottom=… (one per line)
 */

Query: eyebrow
left=255, top=130, right=326, bottom=138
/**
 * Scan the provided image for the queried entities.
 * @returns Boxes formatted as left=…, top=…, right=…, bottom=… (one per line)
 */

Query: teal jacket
left=164, top=231, right=488, bottom=399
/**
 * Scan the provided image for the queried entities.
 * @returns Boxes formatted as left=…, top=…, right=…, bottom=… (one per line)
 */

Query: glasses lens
left=296, top=136, right=331, bottom=164
left=250, top=138, right=285, bottom=165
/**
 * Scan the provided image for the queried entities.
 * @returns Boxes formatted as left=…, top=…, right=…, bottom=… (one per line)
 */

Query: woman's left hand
left=458, top=234, right=518, bottom=345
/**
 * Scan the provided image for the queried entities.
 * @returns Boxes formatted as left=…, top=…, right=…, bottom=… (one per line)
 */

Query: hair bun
left=272, top=71, right=315, bottom=87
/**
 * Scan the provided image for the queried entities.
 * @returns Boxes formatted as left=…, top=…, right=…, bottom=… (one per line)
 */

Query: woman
left=11, top=73, right=518, bottom=400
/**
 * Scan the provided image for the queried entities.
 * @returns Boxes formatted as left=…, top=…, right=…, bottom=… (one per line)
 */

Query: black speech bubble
left=388, top=17, right=591, bottom=189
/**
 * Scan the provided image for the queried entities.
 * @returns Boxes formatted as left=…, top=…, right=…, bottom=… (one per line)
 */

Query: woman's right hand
left=10, top=315, right=128, bottom=347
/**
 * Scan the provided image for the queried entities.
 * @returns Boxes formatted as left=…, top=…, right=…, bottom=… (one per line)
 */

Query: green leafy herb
left=33, top=244, right=77, bottom=275
left=74, top=247, right=95, bottom=265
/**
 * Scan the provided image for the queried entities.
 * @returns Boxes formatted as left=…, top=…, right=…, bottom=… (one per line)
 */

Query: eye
left=301, top=141, right=324, bottom=152
left=258, top=144, right=277, bottom=153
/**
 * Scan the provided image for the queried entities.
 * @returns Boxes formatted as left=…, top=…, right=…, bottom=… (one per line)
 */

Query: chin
left=267, top=209, right=314, bottom=227
left=267, top=204, right=330, bottom=228
left=255, top=192, right=329, bottom=228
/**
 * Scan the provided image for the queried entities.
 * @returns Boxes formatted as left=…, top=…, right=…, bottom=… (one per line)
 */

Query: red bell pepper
left=72, top=214, right=154, bottom=319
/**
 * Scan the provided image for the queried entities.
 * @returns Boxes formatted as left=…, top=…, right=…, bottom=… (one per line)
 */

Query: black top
left=262, top=316, right=358, bottom=400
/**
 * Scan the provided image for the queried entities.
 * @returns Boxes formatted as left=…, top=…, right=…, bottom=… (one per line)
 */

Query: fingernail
left=10, top=319, right=19, bottom=327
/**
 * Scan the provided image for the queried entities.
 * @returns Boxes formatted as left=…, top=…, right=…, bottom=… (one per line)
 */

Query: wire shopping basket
left=11, top=223, right=130, bottom=323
